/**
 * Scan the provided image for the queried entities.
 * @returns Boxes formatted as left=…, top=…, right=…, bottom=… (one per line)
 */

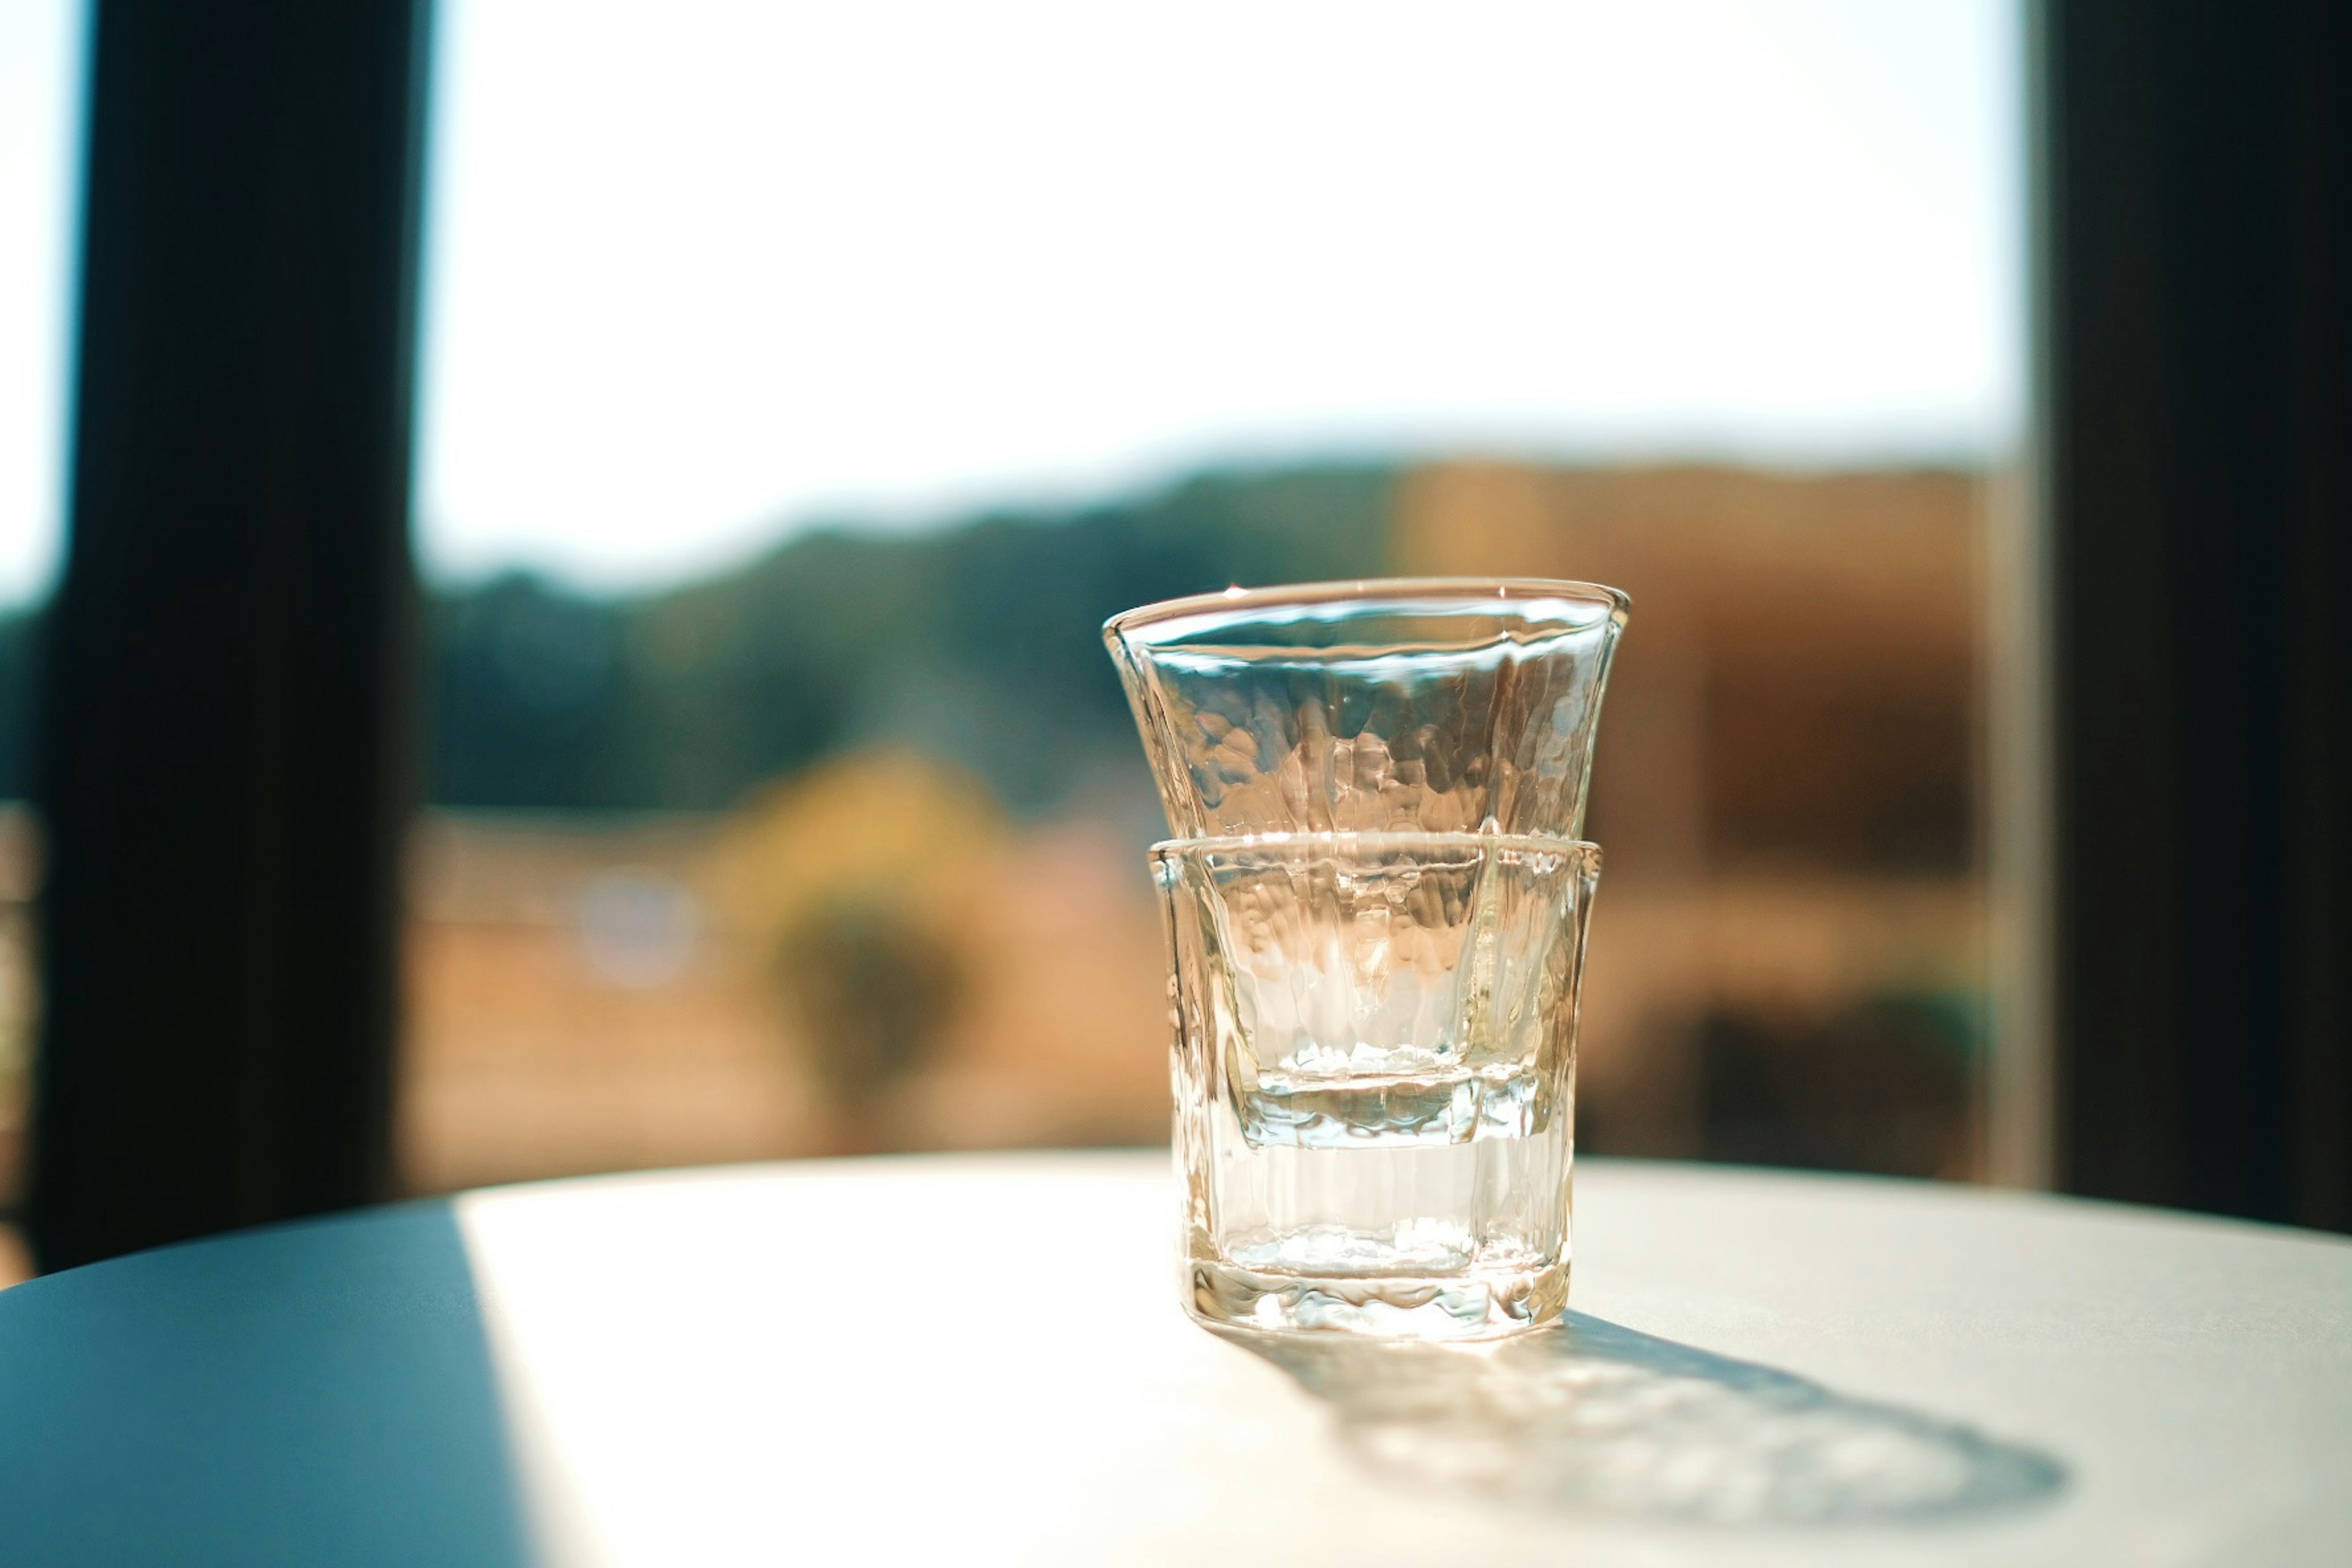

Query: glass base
left=1186, top=1256, right=1567, bottom=1340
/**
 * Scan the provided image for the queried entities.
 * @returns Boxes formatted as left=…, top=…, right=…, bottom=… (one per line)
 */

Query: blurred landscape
left=0, top=457, right=1989, bottom=1198
left=0, top=0, right=2020, bottom=1219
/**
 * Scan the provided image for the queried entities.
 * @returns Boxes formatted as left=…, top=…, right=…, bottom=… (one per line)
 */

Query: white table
left=0, top=1153, right=2346, bottom=1566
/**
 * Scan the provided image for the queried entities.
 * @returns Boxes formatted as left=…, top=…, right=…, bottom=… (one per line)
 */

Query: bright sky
left=0, top=0, right=81, bottom=608
left=0, top=0, right=2022, bottom=605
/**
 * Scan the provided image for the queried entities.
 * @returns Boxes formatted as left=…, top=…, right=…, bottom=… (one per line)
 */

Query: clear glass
left=1112, top=578, right=1626, bottom=1338
left=1155, top=832, right=1600, bottom=1339
left=1104, top=579, right=1629, bottom=843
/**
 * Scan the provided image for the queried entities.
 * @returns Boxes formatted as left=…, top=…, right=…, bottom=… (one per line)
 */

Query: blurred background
left=1, top=2, right=2026, bottom=1221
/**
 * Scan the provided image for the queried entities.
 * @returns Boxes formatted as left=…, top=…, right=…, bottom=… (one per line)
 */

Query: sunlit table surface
left=0, top=1153, right=2347, bottom=1567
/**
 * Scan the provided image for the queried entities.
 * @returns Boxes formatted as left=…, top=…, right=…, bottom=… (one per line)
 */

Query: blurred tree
left=423, top=466, right=1393, bottom=813
left=426, top=576, right=631, bottom=807
left=707, top=750, right=1004, bottom=1151
left=772, top=895, right=961, bottom=1149
left=1697, top=996, right=1978, bottom=1179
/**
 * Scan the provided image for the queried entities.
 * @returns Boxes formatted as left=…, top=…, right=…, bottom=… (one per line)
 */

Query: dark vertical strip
left=2041, top=0, right=2352, bottom=1229
left=2278, top=0, right=2352, bottom=1231
left=28, top=0, right=432, bottom=1269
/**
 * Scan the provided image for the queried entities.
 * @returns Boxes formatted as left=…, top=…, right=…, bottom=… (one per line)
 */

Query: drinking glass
left=1107, top=579, right=1628, bottom=1338
left=1104, top=578, right=1627, bottom=843
left=1155, top=831, right=1600, bottom=1338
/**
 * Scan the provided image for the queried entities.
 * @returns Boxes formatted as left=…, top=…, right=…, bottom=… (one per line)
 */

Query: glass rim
left=1102, top=576, right=1631, bottom=647
left=1149, top=829, right=1600, bottom=864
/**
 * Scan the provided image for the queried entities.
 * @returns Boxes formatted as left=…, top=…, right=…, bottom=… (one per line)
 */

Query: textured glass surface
left=1106, top=579, right=1627, bottom=843
left=1114, top=578, right=1626, bottom=1339
left=1155, top=833, right=1599, bottom=1339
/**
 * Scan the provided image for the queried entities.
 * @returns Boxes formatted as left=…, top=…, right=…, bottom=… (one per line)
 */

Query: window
left=404, top=0, right=2026, bottom=1189
left=0, top=0, right=87, bottom=1254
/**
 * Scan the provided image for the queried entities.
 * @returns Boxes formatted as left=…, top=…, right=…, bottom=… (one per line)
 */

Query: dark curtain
left=2043, top=0, right=2352, bottom=1229
left=28, top=0, right=432, bottom=1270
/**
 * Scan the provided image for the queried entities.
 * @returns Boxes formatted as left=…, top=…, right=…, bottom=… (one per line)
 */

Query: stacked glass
left=1107, top=580, right=1628, bottom=1340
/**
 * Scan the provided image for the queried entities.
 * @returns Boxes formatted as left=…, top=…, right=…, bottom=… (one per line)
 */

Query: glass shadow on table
left=1219, top=1311, right=2066, bottom=1527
